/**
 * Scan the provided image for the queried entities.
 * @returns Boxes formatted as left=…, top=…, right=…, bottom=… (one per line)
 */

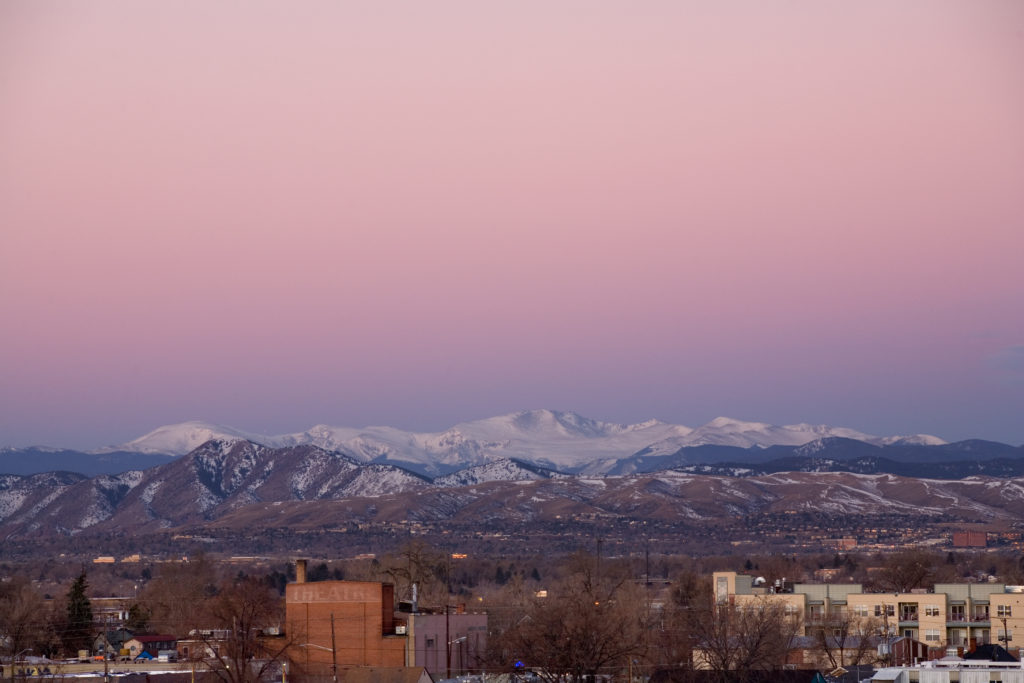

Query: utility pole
left=103, top=614, right=110, bottom=683
left=330, top=613, right=338, bottom=683
left=881, top=603, right=892, bottom=666
left=644, top=543, right=650, bottom=585
left=446, top=553, right=452, bottom=680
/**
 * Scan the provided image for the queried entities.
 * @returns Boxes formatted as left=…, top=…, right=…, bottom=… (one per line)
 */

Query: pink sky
left=2, top=1, right=1023, bottom=448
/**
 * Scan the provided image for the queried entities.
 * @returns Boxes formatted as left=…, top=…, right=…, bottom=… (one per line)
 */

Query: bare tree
left=690, top=597, right=802, bottom=683
left=202, top=576, right=292, bottom=683
left=876, top=550, right=935, bottom=593
left=137, top=556, right=218, bottom=635
left=651, top=568, right=708, bottom=671
left=489, top=553, right=651, bottom=683
left=0, top=578, right=53, bottom=680
left=812, top=612, right=881, bottom=670
left=378, top=540, right=447, bottom=608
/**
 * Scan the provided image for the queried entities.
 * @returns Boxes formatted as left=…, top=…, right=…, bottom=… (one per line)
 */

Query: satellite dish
left=754, top=576, right=766, bottom=586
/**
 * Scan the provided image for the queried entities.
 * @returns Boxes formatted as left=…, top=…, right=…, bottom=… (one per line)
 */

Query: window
left=925, top=605, right=940, bottom=617
left=785, top=604, right=800, bottom=616
left=716, top=577, right=729, bottom=604
left=997, top=605, right=1013, bottom=617
left=875, top=605, right=894, bottom=617
left=854, top=605, right=869, bottom=617
left=925, top=630, right=941, bottom=642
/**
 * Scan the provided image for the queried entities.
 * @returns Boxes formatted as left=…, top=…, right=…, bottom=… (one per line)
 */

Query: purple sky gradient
left=2, top=1, right=1023, bottom=449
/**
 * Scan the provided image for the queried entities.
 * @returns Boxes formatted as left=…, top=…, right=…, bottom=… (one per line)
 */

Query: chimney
left=295, top=559, right=307, bottom=584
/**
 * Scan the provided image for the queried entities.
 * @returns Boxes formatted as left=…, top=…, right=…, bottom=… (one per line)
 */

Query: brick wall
left=286, top=581, right=406, bottom=672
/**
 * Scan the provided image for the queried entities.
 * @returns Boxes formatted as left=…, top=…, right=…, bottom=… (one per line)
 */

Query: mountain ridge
left=37, top=410, right=954, bottom=476
left=2, top=433, right=1023, bottom=540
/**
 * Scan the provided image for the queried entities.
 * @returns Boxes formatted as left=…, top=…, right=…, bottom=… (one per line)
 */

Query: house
left=92, top=628, right=134, bottom=658
left=91, top=596, right=133, bottom=625
left=176, top=629, right=232, bottom=662
left=124, top=635, right=177, bottom=660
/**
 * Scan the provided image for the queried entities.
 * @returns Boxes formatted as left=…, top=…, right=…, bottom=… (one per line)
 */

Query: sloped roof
left=965, top=644, right=1018, bottom=662
left=133, top=634, right=177, bottom=643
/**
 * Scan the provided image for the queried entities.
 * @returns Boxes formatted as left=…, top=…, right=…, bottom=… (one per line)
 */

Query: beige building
left=713, top=571, right=863, bottom=634
left=990, top=588, right=1024, bottom=650
left=713, top=572, right=1024, bottom=650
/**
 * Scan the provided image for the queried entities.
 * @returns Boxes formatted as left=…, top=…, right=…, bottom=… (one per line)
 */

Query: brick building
left=952, top=532, right=988, bottom=548
left=285, top=563, right=406, bottom=674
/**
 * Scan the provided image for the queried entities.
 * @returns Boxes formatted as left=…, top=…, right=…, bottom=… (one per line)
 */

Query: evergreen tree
left=64, top=571, right=93, bottom=654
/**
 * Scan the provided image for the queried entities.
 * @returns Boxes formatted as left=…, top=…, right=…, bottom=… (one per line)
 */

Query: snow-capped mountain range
left=2, top=411, right=1023, bottom=540
left=97, top=409, right=946, bottom=476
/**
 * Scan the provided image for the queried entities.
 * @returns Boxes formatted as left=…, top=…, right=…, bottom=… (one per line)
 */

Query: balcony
left=899, top=611, right=919, bottom=627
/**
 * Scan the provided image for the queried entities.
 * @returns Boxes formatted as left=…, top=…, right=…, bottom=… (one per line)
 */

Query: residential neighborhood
left=4, top=553, right=1024, bottom=683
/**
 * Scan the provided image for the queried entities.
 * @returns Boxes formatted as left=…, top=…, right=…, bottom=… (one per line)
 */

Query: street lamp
left=297, top=642, right=337, bottom=683
left=444, top=551, right=470, bottom=679
left=448, top=636, right=467, bottom=676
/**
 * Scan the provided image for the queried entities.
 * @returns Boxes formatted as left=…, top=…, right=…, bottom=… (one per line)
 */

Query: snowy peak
left=433, top=459, right=562, bottom=487
left=109, top=421, right=256, bottom=455
left=508, top=409, right=614, bottom=437
left=705, top=416, right=772, bottom=430
left=682, top=419, right=873, bottom=448
left=880, top=434, right=948, bottom=447
left=459, top=409, right=623, bottom=439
